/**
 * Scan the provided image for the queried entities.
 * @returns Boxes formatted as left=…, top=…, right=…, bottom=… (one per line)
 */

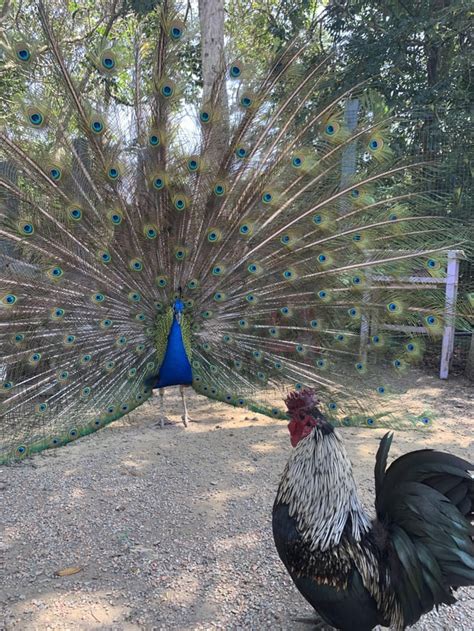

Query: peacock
left=0, top=0, right=467, bottom=463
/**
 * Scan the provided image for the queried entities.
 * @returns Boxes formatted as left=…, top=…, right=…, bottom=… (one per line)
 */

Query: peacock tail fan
left=0, top=1, right=466, bottom=462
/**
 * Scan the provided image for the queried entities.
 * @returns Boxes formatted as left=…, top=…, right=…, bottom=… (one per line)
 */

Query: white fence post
left=358, top=250, right=463, bottom=379
left=439, top=250, right=461, bottom=379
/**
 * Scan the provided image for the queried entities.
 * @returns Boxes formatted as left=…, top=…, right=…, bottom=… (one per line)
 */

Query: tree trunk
left=198, top=0, right=230, bottom=165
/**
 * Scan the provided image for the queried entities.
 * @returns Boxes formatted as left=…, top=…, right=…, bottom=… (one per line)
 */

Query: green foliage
left=324, top=0, right=472, bottom=227
left=226, top=0, right=328, bottom=65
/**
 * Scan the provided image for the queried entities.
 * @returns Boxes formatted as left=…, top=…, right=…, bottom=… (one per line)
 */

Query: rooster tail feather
left=374, top=437, right=473, bottom=625
left=374, top=431, right=393, bottom=497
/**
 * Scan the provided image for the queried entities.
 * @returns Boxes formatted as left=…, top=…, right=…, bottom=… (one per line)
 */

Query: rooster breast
left=272, top=501, right=390, bottom=631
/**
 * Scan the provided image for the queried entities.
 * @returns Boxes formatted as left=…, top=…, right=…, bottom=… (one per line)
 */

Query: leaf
left=55, top=566, right=82, bottom=576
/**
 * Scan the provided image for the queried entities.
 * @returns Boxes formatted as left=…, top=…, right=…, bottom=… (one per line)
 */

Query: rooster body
left=273, top=391, right=473, bottom=630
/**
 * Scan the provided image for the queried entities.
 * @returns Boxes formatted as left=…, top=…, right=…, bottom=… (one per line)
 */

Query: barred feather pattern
left=0, top=1, right=466, bottom=461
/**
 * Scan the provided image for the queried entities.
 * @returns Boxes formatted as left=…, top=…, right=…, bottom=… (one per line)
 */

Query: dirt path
left=1, top=371, right=473, bottom=630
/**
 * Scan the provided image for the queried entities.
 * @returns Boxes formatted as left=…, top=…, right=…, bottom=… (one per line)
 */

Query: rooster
left=272, top=389, right=473, bottom=630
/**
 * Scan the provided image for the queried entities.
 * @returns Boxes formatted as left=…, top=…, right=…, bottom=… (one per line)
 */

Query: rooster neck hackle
left=276, top=426, right=371, bottom=552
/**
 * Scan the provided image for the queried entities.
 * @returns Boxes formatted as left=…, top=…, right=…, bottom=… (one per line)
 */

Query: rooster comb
left=285, top=388, right=319, bottom=413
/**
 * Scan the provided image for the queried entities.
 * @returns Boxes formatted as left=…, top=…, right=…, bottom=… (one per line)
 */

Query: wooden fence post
left=440, top=250, right=461, bottom=379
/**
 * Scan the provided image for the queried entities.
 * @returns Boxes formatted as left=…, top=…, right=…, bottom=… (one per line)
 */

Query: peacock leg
left=159, top=388, right=165, bottom=428
left=179, top=385, right=194, bottom=427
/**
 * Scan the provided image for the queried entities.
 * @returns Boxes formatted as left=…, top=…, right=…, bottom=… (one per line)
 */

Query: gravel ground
left=1, top=370, right=473, bottom=630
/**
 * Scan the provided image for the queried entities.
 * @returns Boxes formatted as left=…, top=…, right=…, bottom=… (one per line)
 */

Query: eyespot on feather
left=26, top=106, right=47, bottom=127
left=368, top=136, right=384, bottom=152
left=47, top=266, right=64, bottom=281
left=239, top=93, right=254, bottom=109
left=238, top=220, right=254, bottom=237
left=174, top=246, right=188, bottom=261
left=90, top=115, right=105, bottom=134
left=2, top=294, right=18, bottom=307
left=229, top=60, right=243, bottom=78
left=213, top=182, right=226, bottom=196
left=108, top=210, right=123, bottom=225
left=324, top=120, right=341, bottom=137
left=207, top=228, right=222, bottom=243
left=15, top=43, right=33, bottom=63
left=172, top=194, right=188, bottom=211
left=106, top=166, right=121, bottom=181
left=158, top=78, right=175, bottom=98
left=187, top=156, right=201, bottom=173
left=143, top=224, right=159, bottom=239
left=169, top=20, right=185, bottom=41
left=150, top=172, right=168, bottom=191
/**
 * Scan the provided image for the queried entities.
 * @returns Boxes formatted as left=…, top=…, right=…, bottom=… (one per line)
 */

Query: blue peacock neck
left=151, top=299, right=193, bottom=388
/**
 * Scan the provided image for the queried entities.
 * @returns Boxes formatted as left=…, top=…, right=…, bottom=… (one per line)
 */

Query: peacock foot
left=182, top=413, right=200, bottom=426
left=153, top=417, right=174, bottom=429
left=181, top=413, right=192, bottom=427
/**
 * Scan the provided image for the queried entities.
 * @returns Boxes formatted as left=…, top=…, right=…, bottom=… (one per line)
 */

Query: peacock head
left=285, top=388, right=333, bottom=447
left=173, top=299, right=184, bottom=314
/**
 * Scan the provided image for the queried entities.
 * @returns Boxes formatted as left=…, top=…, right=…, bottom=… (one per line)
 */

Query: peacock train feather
left=0, top=1, right=468, bottom=462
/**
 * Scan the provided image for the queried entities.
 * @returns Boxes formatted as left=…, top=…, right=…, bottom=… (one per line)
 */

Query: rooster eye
left=299, top=411, right=306, bottom=420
